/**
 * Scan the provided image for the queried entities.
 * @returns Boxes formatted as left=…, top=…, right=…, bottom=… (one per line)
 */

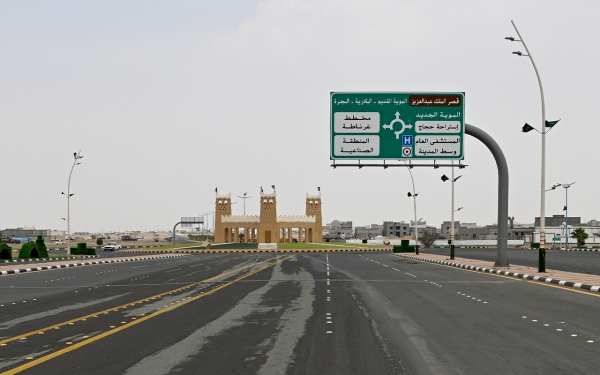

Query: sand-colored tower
left=258, top=190, right=278, bottom=243
left=306, top=192, right=323, bottom=242
left=214, top=193, right=232, bottom=243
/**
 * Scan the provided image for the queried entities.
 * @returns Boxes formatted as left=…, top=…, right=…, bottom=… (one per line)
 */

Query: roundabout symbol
left=383, top=112, right=413, bottom=139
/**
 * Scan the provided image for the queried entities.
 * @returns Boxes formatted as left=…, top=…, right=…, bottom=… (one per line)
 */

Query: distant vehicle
left=121, top=235, right=138, bottom=241
left=292, top=238, right=298, bottom=243
left=12, top=237, right=30, bottom=244
left=103, top=242, right=122, bottom=251
left=1, top=236, right=10, bottom=243
left=55, top=240, right=65, bottom=245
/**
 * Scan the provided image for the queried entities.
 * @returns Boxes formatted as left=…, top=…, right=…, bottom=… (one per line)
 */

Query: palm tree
left=570, top=228, right=589, bottom=247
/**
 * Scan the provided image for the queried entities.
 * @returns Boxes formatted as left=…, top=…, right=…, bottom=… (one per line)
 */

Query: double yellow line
left=2, top=255, right=291, bottom=374
left=0, top=256, right=289, bottom=375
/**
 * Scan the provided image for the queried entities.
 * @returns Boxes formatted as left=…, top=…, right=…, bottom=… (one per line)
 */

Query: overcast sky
left=1, top=0, right=598, bottom=233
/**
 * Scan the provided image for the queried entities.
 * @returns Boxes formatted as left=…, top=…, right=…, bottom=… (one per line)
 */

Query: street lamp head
left=505, top=36, right=515, bottom=41
left=407, top=192, right=412, bottom=197
left=61, top=218, right=66, bottom=221
left=441, top=175, right=449, bottom=182
left=512, top=51, right=523, bottom=56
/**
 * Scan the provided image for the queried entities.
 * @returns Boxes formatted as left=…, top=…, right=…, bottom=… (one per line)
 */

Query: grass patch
left=209, top=243, right=258, bottom=249
left=277, top=242, right=389, bottom=249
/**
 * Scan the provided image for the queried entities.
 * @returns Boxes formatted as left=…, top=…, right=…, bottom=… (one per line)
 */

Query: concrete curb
left=0, top=254, right=186, bottom=276
left=1, top=255, right=100, bottom=263
left=52, top=245, right=164, bottom=251
left=119, top=248, right=391, bottom=254
left=560, top=248, right=600, bottom=252
left=393, top=253, right=600, bottom=293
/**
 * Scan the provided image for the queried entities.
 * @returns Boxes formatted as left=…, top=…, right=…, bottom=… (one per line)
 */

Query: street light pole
left=405, top=162, right=419, bottom=254
left=507, top=20, right=547, bottom=248
left=562, top=182, right=576, bottom=248
left=442, top=165, right=462, bottom=260
left=237, top=193, right=252, bottom=216
left=62, top=151, right=83, bottom=255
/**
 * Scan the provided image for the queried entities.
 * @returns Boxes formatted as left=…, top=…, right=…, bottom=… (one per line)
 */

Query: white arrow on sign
left=382, top=112, right=412, bottom=139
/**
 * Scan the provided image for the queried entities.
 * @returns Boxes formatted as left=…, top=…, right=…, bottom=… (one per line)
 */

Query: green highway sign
left=330, top=92, right=465, bottom=160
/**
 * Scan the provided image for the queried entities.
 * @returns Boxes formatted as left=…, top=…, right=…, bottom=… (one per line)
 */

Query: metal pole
left=450, top=160, right=455, bottom=259
left=511, top=20, right=547, bottom=249
left=172, top=222, right=182, bottom=245
left=465, top=124, right=510, bottom=267
left=65, top=151, right=81, bottom=255
left=565, top=186, right=568, bottom=248
left=406, top=166, right=419, bottom=254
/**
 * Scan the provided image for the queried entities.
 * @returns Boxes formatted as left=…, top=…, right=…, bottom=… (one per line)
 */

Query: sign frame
left=330, top=92, right=465, bottom=161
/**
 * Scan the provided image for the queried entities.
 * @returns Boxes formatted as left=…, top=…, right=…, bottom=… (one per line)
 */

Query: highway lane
left=1, top=252, right=599, bottom=374
left=424, top=247, right=600, bottom=276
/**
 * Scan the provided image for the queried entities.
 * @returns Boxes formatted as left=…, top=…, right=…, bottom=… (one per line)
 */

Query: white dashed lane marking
left=326, top=255, right=332, bottom=333
left=520, top=316, right=593, bottom=343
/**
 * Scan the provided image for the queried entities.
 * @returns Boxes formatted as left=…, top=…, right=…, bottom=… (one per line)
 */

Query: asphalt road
left=423, top=247, right=600, bottom=276
left=1, top=252, right=599, bottom=374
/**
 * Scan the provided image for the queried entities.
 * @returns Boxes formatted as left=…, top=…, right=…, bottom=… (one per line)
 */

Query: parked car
left=103, top=242, right=122, bottom=251
left=55, top=240, right=65, bottom=245
left=121, top=235, right=138, bottom=241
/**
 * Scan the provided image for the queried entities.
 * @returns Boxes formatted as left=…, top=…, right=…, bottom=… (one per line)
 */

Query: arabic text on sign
left=415, top=121, right=461, bottom=134
left=333, top=112, right=380, bottom=133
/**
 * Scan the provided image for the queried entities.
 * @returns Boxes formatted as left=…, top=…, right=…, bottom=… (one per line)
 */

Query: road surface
left=0, top=252, right=598, bottom=374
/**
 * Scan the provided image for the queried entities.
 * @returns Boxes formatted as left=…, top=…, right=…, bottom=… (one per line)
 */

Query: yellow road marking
left=394, top=255, right=600, bottom=296
left=1, top=256, right=290, bottom=375
left=526, top=280, right=600, bottom=297
left=0, top=256, right=279, bottom=346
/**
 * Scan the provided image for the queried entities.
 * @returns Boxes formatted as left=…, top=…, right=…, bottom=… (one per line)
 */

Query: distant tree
left=419, top=232, right=438, bottom=248
left=96, top=238, right=103, bottom=247
left=571, top=228, right=589, bottom=247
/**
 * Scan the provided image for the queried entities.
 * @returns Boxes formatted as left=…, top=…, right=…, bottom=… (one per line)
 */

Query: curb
left=1, top=255, right=100, bottom=263
left=0, top=254, right=186, bottom=276
left=560, top=248, right=600, bottom=252
left=119, top=248, right=391, bottom=254
left=392, top=253, right=600, bottom=293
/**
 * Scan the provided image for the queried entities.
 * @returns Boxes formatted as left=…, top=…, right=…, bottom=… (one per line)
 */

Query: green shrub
left=35, top=236, right=49, bottom=258
left=362, top=239, right=367, bottom=244
left=0, top=243, right=12, bottom=260
left=400, top=240, right=409, bottom=248
left=77, top=243, right=87, bottom=255
left=531, top=243, right=540, bottom=249
left=86, top=247, right=96, bottom=255
left=393, top=245, right=415, bottom=253
left=19, top=243, right=40, bottom=259
left=70, top=247, right=80, bottom=255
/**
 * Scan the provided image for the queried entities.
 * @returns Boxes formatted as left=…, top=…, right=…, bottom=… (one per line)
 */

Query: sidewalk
left=393, top=253, right=600, bottom=293
left=0, top=254, right=186, bottom=276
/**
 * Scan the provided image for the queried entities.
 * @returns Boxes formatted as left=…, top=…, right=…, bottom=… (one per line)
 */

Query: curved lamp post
left=62, top=151, right=83, bottom=255
left=506, top=21, right=561, bottom=249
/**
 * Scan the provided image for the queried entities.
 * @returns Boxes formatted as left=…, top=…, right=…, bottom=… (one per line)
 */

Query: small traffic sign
left=402, top=135, right=413, bottom=146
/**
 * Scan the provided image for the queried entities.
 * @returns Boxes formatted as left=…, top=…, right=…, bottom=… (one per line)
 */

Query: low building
left=354, top=224, right=383, bottom=239
left=440, top=221, right=461, bottom=239
left=1, top=227, right=52, bottom=242
left=383, top=221, right=411, bottom=238
left=326, top=220, right=353, bottom=238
